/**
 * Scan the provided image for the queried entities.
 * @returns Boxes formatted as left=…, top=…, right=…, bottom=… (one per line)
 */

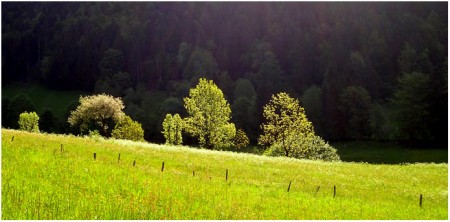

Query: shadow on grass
left=332, top=141, right=448, bottom=164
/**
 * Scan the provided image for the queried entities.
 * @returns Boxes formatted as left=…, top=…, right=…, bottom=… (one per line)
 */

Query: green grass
left=2, top=83, right=85, bottom=118
left=334, top=141, right=448, bottom=164
left=2, top=129, right=448, bottom=219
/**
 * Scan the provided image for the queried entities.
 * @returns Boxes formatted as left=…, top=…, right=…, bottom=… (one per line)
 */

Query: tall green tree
left=232, top=78, right=258, bottom=142
left=339, top=86, right=372, bottom=140
left=183, top=78, right=236, bottom=149
left=259, top=92, right=315, bottom=157
left=182, top=48, right=219, bottom=82
left=162, top=113, right=183, bottom=145
left=301, top=85, right=325, bottom=136
left=391, top=72, right=432, bottom=145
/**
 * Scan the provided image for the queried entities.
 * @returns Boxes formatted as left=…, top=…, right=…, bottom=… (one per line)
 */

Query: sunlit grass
left=2, top=129, right=447, bottom=219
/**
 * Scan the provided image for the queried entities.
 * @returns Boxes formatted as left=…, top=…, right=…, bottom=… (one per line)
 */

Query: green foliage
left=339, top=86, right=372, bottom=139
left=7, top=94, right=36, bottom=129
left=18, top=112, right=40, bottom=133
left=233, top=79, right=257, bottom=100
left=391, top=72, right=432, bottom=143
left=369, top=103, right=397, bottom=141
left=398, top=43, right=417, bottom=74
left=233, top=129, right=250, bottom=149
left=2, top=84, right=83, bottom=120
left=259, top=92, right=315, bottom=158
left=176, top=42, right=192, bottom=71
left=98, top=48, right=124, bottom=77
left=2, top=2, right=447, bottom=146
left=1, top=98, right=12, bottom=128
left=264, top=135, right=340, bottom=162
left=86, top=129, right=106, bottom=142
left=94, top=72, right=132, bottom=97
left=39, top=109, right=60, bottom=133
left=159, top=97, right=185, bottom=116
left=301, top=85, right=325, bottom=136
left=184, top=78, right=236, bottom=149
left=182, top=48, right=219, bottom=82
left=294, top=135, right=340, bottom=161
left=162, top=113, right=183, bottom=145
left=232, top=78, right=258, bottom=142
left=68, top=94, right=125, bottom=137
left=96, top=48, right=132, bottom=96
left=111, top=115, right=145, bottom=142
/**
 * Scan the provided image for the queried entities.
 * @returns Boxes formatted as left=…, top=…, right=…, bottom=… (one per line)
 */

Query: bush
left=233, top=129, right=250, bottom=149
left=264, top=135, right=340, bottom=162
left=39, top=109, right=60, bottom=133
left=18, top=112, right=40, bottom=133
left=68, top=94, right=125, bottom=137
left=9, top=94, right=36, bottom=129
left=111, top=115, right=145, bottom=142
left=162, top=113, right=183, bottom=145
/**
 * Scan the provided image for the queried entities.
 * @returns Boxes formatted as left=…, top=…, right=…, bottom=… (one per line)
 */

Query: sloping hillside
left=2, top=129, right=447, bottom=219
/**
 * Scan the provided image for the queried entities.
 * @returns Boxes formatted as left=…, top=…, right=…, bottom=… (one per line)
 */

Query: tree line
left=15, top=79, right=340, bottom=161
left=2, top=2, right=447, bottom=147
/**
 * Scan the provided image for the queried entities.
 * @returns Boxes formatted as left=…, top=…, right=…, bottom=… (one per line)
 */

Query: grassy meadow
left=1, top=129, right=448, bottom=219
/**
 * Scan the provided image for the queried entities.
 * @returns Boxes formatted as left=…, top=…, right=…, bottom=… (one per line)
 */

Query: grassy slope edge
left=1, top=129, right=448, bottom=219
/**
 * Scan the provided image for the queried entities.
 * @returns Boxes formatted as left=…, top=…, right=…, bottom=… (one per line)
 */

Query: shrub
left=9, top=94, right=36, bottom=129
left=264, top=135, right=340, bottom=161
left=68, top=94, right=125, bottom=137
left=233, top=129, right=250, bottom=149
left=39, top=109, right=60, bottom=133
left=162, top=113, right=183, bottom=145
left=18, top=112, right=40, bottom=133
left=111, top=115, right=145, bottom=142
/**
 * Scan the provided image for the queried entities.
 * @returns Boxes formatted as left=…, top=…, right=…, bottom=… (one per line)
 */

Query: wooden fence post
left=161, top=161, right=165, bottom=172
left=118, top=153, right=121, bottom=163
left=333, top=185, right=336, bottom=198
left=287, top=180, right=292, bottom=192
left=11, top=136, right=14, bottom=142
left=315, top=186, right=320, bottom=196
left=226, top=169, right=228, bottom=181
left=420, top=194, right=423, bottom=207
left=193, top=171, right=195, bottom=176
left=93, top=153, right=96, bottom=160
left=60, top=144, right=64, bottom=152
left=133, top=160, right=136, bottom=167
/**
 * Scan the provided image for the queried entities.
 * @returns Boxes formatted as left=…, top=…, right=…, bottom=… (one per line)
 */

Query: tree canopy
left=259, top=92, right=315, bottom=157
left=183, top=78, right=236, bottom=149
left=68, top=94, right=125, bottom=137
left=2, top=2, right=447, bottom=147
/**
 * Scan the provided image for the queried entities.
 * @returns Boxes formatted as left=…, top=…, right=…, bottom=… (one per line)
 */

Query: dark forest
left=2, top=2, right=448, bottom=147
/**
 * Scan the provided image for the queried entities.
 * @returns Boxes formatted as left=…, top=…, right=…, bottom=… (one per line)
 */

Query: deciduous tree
left=162, top=113, right=183, bottom=145
left=111, top=115, right=145, bottom=142
left=259, top=92, right=315, bottom=157
left=391, top=72, right=432, bottom=145
left=68, top=94, right=125, bottom=137
left=183, top=78, right=236, bottom=149
left=18, top=111, right=40, bottom=133
left=339, top=85, right=372, bottom=140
